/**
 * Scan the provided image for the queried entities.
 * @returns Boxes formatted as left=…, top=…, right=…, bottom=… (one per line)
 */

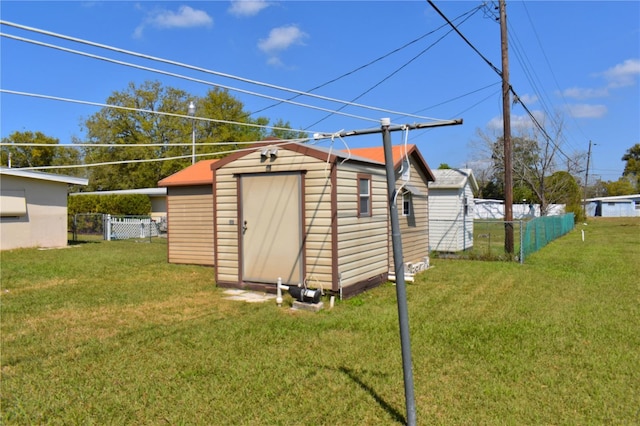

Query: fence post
left=105, top=214, right=111, bottom=241
left=519, top=220, right=524, bottom=264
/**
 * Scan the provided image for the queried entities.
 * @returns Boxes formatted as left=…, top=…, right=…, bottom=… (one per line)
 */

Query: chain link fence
left=435, top=214, right=575, bottom=263
left=69, top=213, right=166, bottom=243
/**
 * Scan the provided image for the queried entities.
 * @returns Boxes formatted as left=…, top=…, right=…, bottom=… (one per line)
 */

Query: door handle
left=242, top=220, right=248, bottom=234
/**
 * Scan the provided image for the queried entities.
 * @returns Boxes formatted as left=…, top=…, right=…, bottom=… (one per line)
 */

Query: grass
left=1, top=218, right=639, bottom=425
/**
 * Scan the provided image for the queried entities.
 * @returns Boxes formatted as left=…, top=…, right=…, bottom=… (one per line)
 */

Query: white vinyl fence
left=105, top=215, right=159, bottom=241
left=474, top=200, right=565, bottom=220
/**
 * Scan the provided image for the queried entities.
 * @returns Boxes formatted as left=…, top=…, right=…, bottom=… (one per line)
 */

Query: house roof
left=586, top=194, right=640, bottom=203
left=429, top=168, right=479, bottom=192
left=159, top=142, right=435, bottom=187
left=210, top=140, right=384, bottom=172
left=0, top=167, right=88, bottom=186
left=158, top=159, right=219, bottom=187
left=70, top=188, right=167, bottom=196
left=347, top=144, right=436, bottom=182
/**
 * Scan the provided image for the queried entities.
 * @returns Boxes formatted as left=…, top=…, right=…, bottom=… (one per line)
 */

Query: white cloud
left=561, top=86, right=610, bottom=100
left=601, top=58, right=640, bottom=88
left=258, top=24, right=308, bottom=66
left=228, top=0, right=270, bottom=17
left=134, top=5, right=212, bottom=38
left=566, top=103, right=607, bottom=119
left=258, top=25, right=307, bottom=54
left=560, top=58, right=639, bottom=100
left=487, top=111, right=544, bottom=133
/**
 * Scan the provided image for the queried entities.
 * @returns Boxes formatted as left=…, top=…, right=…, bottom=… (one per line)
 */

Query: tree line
left=1, top=80, right=303, bottom=191
left=2, top=80, right=639, bottom=213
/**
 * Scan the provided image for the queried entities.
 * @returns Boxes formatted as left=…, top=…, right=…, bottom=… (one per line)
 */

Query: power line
left=0, top=33, right=387, bottom=126
left=0, top=20, right=449, bottom=123
left=0, top=89, right=311, bottom=135
left=427, top=0, right=503, bottom=78
left=426, top=1, right=578, bottom=168
left=260, top=4, right=486, bottom=129
left=251, top=18, right=456, bottom=117
left=6, top=136, right=318, bottom=172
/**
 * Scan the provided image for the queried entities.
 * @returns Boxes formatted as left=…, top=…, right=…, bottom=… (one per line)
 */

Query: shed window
left=402, top=192, right=411, bottom=216
left=358, top=175, right=371, bottom=217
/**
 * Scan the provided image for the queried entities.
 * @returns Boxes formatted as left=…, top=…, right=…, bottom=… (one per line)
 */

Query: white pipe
left=276, top=277, right=289, bottom=307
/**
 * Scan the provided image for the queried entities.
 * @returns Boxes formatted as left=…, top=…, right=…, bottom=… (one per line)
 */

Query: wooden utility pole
left=499, top=0, right=514, bottom=254
left=583, top=140, right=593, bottom=217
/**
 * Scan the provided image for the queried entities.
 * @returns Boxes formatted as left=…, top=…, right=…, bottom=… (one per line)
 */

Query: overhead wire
left=521, top=1, right=589, bottom=148
left=0, top=20, right=449, bottom=123
left=305, top=4, right=485, bottom=130
left=0, top=89, right=312, bottom=135
left=1, top=13, right=471, bottom=173
left=11, top=136, right=317, bottom=172
left=426, top=0, right=578, bottom=169
left=0, top=33, right=390, bottom=126
left=250, top=19, right=455, bottom=117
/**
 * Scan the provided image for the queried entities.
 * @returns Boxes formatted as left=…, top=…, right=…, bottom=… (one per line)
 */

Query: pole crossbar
left=313, top=118, right=462, bottom=140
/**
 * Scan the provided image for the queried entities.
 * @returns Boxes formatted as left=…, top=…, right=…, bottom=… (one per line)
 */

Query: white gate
left=104, top=215, right=159, bottom=240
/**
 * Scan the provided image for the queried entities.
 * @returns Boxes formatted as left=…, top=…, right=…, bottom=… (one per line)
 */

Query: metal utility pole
left=314, top=117, right=462, bottom=426
left=499, top=0, right=514, bottom=254
left=381, top=118, right=416, bottom=426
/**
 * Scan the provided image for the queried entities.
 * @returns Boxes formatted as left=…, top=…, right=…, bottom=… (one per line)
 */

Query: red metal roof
left=348, top=145, right=414, bottom=167
left=158, top=159, right=218, bottom=187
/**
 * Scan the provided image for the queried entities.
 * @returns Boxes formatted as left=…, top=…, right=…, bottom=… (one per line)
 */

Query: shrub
left=68, top=194, right=151, bottom=216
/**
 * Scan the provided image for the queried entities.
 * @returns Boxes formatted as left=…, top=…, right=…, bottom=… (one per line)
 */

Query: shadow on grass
left=337, top=366, right=406, bottom=424
left=67, top=240, right=101, bottom=246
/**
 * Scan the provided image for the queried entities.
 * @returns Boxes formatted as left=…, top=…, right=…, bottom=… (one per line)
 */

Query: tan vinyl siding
left=397, top=158, right=429, bottom=265
left=215, top=148, right=333, bottom=286
left=166, top=185, right=214, bottom=266
left=335, top=167, right=388, bottom=287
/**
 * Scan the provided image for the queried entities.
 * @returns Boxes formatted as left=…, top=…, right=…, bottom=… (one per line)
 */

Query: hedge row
left=68, top=194, right=152, bottom=216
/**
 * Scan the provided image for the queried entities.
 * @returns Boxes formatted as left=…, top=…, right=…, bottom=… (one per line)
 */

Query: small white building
left=1, top=168, right=88, bottom=250
left=586, top=194, right=640, bottom=217
left=428, top=168, right=478, bottom=252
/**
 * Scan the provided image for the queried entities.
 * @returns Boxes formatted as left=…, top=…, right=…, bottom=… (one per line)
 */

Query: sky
left=1, top=0, right=639, bottom=183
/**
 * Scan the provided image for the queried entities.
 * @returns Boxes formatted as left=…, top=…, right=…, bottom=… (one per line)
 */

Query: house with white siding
left=428, top=168, right=478, bottom=252
left=159, top=141, right=435, bottom=298
left=1, top=168, right=88, bottom=250
left=586, top=194, right=640, bottom=217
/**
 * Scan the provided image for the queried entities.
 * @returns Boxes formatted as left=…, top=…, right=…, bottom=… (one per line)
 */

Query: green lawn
left=1, top=218, right=639, bottom=425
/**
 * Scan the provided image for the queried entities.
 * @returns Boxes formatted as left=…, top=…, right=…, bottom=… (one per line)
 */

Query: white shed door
left=241, top=173, right=302, bottom=285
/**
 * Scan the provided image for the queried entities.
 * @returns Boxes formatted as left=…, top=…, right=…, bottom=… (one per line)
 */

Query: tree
left=82, top=81, right=270, bottom=191
left=437, top=163, right=451, bottom=169
left=0, top=131, right=82, bottom=175
left=267, top=119, right=307, bottom=140
left=605, top=178, right=636, bottom=196
left=621, top=143, right=640, bottom=192
left=545, top=170, right=584, bottom=221
left=472, top=114, right=585, bottom=215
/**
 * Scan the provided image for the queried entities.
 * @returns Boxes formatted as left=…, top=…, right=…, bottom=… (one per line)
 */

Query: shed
left=158, top=159, right=218, bottom=266
left=160, top=141, right=435, bottom=298
left=0, top=168, right=88, bottom=250
left=212, top=141, right=434, bottom=298
left=428, top=168, right=478, bottom=252
left=586, top=194, right=640, bottom=217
